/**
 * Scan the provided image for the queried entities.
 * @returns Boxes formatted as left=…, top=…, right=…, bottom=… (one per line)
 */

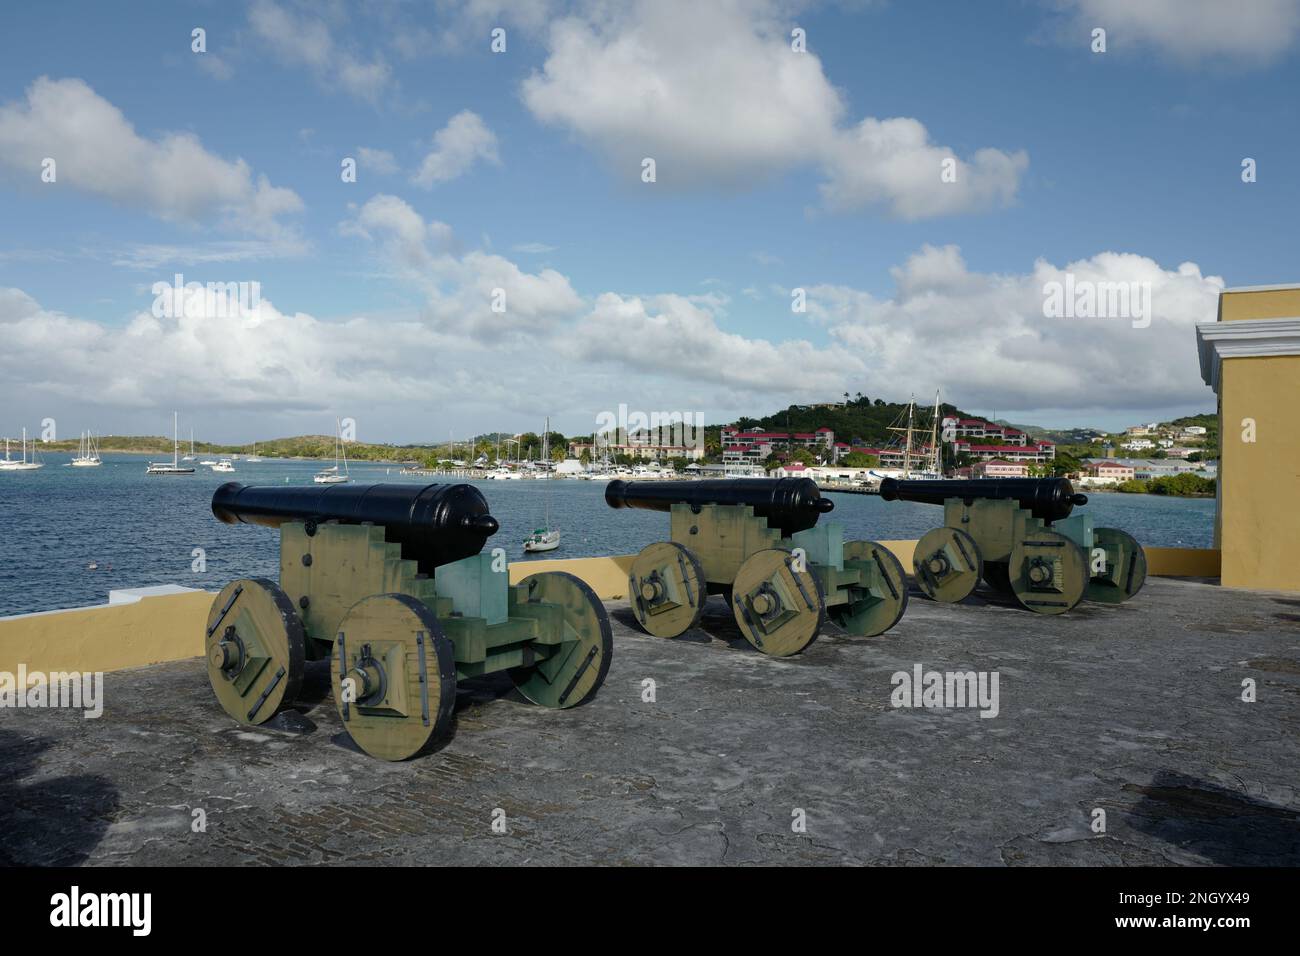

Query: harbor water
left=0, top=453, right=1216, bottom=616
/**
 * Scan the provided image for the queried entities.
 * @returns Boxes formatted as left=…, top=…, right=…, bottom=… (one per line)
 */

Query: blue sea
left=0, top=453, right=1216, bottom=616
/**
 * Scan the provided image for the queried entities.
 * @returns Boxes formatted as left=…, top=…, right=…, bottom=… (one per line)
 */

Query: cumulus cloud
left=806, top=244, right=1223, bottom=414
left=0, top=77, right=303, bottom=239
left=357, top=147, right=399, bottom=175
left=1052, top=0, right=1300, bottom=64
left=249, top=0, right=393, bottom=102
left=521, top=0, right=1026, bottom=218
left=341, top=194, right=582, bottom=337
left=412, top=111, right=500, bottom=187
left=0, top=285, right=469, bottom=412
left=569, top=291, right=866, bottom=398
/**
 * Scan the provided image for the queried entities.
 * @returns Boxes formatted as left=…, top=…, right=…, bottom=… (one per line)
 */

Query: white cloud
left=195, top=54, right=233, bottom=81
left=412, top=111, right=500, bottom=187
left=111, top=239, right=309, bottom=270
left=521, top=0, right=1026, bottom=218
left=249, top=0, right=393, bottom=102
left=569, top=291, right=865, bottom=397
left=807, top=244, right=1223, bottom=414
left=0, top=285, right=466, bottom=412
left=341, top=194, right=582, bottom=338
left=513, top=242, right=557, bottom=254
left=0, top=77, right=303, bottom=239
left=1054, top=0, right=1300, bottom=64
left=356, top=147, right=399, bottom=175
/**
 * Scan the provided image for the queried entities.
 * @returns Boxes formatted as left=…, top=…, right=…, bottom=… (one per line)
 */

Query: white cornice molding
left=1196, top=317, right=1300, bottom=392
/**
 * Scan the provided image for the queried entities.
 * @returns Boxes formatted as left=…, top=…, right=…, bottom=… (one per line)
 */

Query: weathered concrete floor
left=2, top=578, right=1297, bottom=866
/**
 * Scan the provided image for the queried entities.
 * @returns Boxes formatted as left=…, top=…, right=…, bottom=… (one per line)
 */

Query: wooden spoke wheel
left=510, top=571, right=613, bottom=709
left=832, top=540, right=909, bottom=637
left=627, top=541, right=707, bottom=638
left=731, top=548, right=825, bottom=657
left=1086, top=527, right=1148, bottom=604
left=912, top=527, right=983, bottom=604
left=1009, top=530, right=1089, bottom=615
left=205, top=578, right=305, bottom=726
left=331, top=594, right=458, bottom=761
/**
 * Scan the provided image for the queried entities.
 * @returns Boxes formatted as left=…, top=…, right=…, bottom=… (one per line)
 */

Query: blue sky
left=1, top=0, right=1298, bottom=443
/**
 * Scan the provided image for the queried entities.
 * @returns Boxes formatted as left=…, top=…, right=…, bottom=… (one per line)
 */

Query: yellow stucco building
left=1197, top=285, right=1300, bottom=591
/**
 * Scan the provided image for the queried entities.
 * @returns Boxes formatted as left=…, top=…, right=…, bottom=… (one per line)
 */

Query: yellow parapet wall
left=509, top=554, right=636, bottom=598
left=0, top=590, right=212, bottom=678
left=0, top=545, right=1222, bottom=677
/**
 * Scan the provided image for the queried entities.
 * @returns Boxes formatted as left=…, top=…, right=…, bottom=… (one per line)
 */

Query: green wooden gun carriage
left=607, top=477, right=909, bottom=657
left=204, top=481, right=611, bottom=760
left=880, top=476, right=1147, bottom=615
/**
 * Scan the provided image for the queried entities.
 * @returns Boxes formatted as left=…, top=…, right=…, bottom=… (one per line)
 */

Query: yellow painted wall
left=0, top=591, right=211, bottom=677
left=1218, top=354, right=1300, bottom=589
left=1220, top=288, right=1300, bottom=321
left=509, top=554, right=636, bottom=598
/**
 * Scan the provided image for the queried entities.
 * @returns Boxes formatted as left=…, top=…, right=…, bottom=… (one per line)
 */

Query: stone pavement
left=2, top=578, right=1297, bottom=866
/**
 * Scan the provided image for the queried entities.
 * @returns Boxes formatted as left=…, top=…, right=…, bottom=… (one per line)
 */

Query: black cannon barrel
left=605, top=477, right=834, bottom=537
left=212, top=482, right=499, bottom=573
left=878, top=477, right=1087, bottom=523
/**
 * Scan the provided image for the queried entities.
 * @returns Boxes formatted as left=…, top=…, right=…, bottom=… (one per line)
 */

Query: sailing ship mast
left=929, top=390, right=941, bottom=475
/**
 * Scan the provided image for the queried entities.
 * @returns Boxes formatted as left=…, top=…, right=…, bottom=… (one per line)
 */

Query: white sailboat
left=182, top=428, right=196, bottom=461
left=523, top=418, right=561, bottom=552
left=146, top=412, right=196, bottom=475
left=0, top=437, right=17, bottom=470
left=314, top=420, right=351, bottom=484
left=246, top=442, right=263, bottom=463
left=70, top=431, right=103, bottom=467
left=0, top=428, right=44, bottom=471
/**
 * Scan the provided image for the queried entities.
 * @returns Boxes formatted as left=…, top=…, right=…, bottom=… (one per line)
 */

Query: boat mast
left=903, top=396, right=914, bottom=478
left=929, top=389, right=940, bottom=475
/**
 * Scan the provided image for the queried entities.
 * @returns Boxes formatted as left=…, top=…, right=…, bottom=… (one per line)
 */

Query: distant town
left=18, top=397, right=1218, bottom=496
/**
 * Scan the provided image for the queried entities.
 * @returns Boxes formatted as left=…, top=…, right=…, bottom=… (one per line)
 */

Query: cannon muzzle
left=605, top=477, right=834, bottom=537
left=879, top=477, right=1087, bottom=523
left=212, top=482, right=499, bottom=573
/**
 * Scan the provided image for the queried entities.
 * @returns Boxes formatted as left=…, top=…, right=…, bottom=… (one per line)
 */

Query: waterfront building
left=972, top=458, right=1029, bottom=478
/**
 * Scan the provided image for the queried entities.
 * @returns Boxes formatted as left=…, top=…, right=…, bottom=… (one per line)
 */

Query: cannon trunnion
left=880, top=476, right=1147, bottom=614
left=204, top=482, right=612, bottom=760
left=608, top=477, right=908, bottom=656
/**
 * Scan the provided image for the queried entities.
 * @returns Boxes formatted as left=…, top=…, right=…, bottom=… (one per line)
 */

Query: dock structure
left=2, top=577, right=1296, bottom=866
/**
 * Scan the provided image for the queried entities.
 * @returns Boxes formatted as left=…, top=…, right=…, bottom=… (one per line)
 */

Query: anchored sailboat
left=523, top=417, right=561, bottom=552
left=314, top=420, right=351, bottom=484
left=146, top=412, right=195, bottom=475
left=0, top=428, right=44, bottom=471
left=182, top=428, right=196, bottom=461
left=70, top=431, right=102, bottom=467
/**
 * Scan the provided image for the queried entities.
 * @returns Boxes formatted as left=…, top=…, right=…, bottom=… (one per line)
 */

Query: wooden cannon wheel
left=627, top=541, right=707, bottom=638
left=912, top=526, right=983, bottom=604
left=205, top=578, right=305, bottom=726
left=832, top=540, right=909, bottom=637
left=331, top=594, right=458, bottom=761
left=1086, top=527, right=1148, bottom=604
left=510, top=571, right=613, bottom=709
left=731, top=548, right=825, bottom=657
left=1009, top=530, right=1089, bottom=615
